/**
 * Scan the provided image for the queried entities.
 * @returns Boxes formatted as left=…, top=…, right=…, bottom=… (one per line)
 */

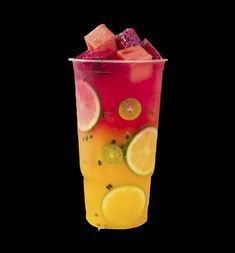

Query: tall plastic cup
left=69, top=59, right=167, bottom=229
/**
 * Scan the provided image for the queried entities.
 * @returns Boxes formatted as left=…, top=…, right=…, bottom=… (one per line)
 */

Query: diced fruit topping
left=101, top=185, right=146, bottom=227
left=74, top=24, right=163, bottom=61
left=76, top=50, right=116, bottom=76
left=119, top=98, right=142, bottom=121
left=84, top=24, right=117, bottom=52
left=102, top=144, right=123, bottom=164
left=75, top=79, right=101, bottom=132
left=116, top=28, right=141, bottom=49
left=141, top=38, right=162, bottom=59
left=117, top=45, right=152, bottom=60
left=76, top=49, right=116, bottom=60
left=116, top=46, right=153, bottom=82
left=73, top=24, right=164, bottom=106
left=126, top=127, right=158, bottom=176
left=129, top=63, right=153, bottom=83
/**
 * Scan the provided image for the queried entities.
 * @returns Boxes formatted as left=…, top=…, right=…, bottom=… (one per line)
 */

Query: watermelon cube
left=117, top=45, right=152, bottom=60
left=84, top=24, right=117, bottom=52
left=117, top=46, right=153, bottom=83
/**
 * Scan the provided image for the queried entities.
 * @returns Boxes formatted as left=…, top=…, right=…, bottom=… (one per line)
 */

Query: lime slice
left=101, top=185, right=146, bottom=227
left=126, top=127, right=158, bottom=176
left=118, top=98, right=142, bottom=121
left=102, top=144, right=123, bottom=164
left=76, top=79, right=101, bottom=132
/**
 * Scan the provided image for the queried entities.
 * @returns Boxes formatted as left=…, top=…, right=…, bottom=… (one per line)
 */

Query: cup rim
left=68, top=58, right=168, bottom=63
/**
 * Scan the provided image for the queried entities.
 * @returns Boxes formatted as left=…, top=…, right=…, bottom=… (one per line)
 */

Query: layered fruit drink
left=69, top=24, right=167, bottom=229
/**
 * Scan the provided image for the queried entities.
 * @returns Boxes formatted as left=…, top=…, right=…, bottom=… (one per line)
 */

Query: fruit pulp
left=73, top=60, right=165, bottom=229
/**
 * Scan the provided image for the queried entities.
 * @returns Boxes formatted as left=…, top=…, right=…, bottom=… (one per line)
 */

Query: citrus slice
left=126, top=127, right=158, bottom=176
left=118, top=98, right=142, bottom=121
left=102, top=144, right=123, bottom=164
left=75, top=79, right=101, bottom=132
left=101, top=185, right=146, bottom=227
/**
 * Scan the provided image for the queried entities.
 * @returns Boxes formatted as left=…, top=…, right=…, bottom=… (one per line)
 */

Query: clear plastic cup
left=69, top=58, right=167, bottom=229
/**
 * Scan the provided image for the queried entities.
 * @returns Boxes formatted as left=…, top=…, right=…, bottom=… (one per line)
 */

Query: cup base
left=86, top=216, right=147, bottom=230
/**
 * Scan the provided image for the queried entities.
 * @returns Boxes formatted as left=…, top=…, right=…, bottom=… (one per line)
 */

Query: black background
left=10, top=2, right=219, bottom=248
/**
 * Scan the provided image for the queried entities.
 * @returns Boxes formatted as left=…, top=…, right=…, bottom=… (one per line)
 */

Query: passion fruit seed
left=98, top=160, right=102, bottom=166
left=119, top=144, right=127, bottom=156
left=106, top=184, right=113, bottom=190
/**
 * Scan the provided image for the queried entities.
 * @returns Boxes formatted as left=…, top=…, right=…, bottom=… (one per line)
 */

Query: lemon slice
left=102, top=144, right=123, bottom=164
left=118, top=98, right=142, bottom=121
left=126, top=127, right=158, bottom=176
left=101, top=185, right=146, bottom=227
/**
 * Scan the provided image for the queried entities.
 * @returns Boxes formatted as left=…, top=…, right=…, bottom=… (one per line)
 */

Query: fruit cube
left=117, top=46, right=153, bottom=83
left=141, top=38, right=162, bottom=59
left=130, top=62, right=153, bottom=83
left=75, top=50, right=116, bottom=81
left=116, top=28, right=141, bottom=49
left=117, top=45, right=152, bottom=60
left=76, top=50, right=116, bottom=60
left=84, top=24, right=117, bottom=52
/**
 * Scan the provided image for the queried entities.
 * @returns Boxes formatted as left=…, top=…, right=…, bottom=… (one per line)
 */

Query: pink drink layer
left=72, top=60, right=166, bottom=131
